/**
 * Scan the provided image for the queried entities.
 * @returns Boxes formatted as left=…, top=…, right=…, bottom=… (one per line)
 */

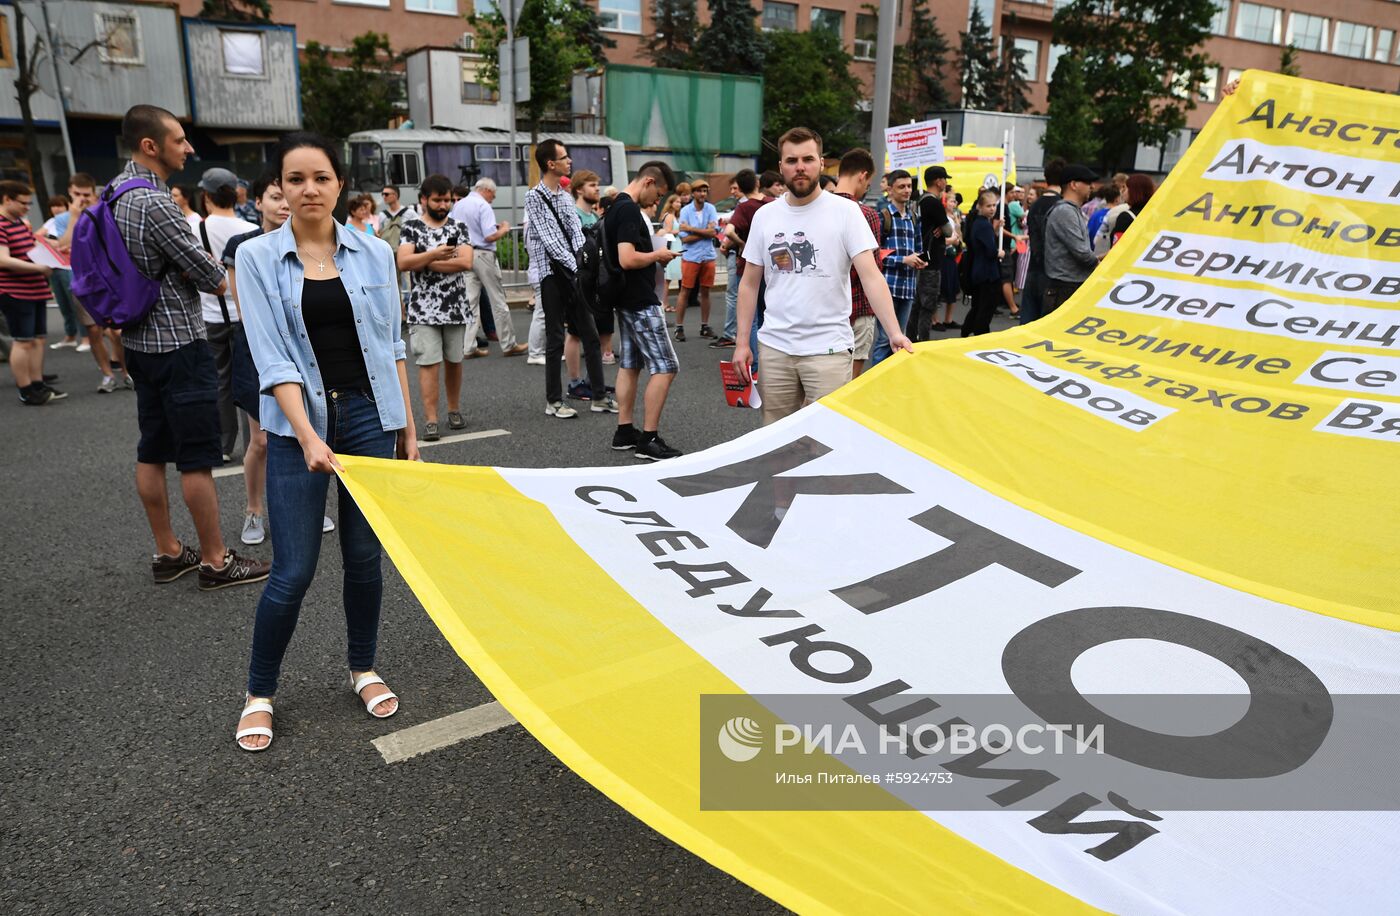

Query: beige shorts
left=410, top=323, right=466, bottom=366
left=757, top=342, right=853, bottom=426
left=851, top=315, right=875, bottom=361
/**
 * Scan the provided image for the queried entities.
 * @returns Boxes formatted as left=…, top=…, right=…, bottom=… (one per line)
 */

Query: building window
left=762, top=2, right=797, bottom=32
left=474, top=0, right=497, bottom=14
left=599, top=0, right=641, bottom=33
left=221, top=31, right=265, bottom=77
left=333, top=0, right=391, bottom=6
left=1198, top=67, right=1219, bottom=102
left=407, top=0, right=458, bottom=11
left=1209, top=2, right=1231, bottom=35
left=854, top=13, right=876, bottom=60
left=1285, top=13, right=1328, bottom=52
left=96, top=12, right=143, bottom=65
left=1377, top=29, right=1395, bottom=63
left=810, top=7, right=844, bottom=37
left=1013, top=38, right=1040, bottom=81
left=1332, top=22, right=1373, bottom=58
left=461, top=60, right=499, bottom=103
left=1046, top=43, right=1069, bottom=81
left=1234, top=3, right=1281, bottom=44
left=1226, top=67, right=1246, bottom=87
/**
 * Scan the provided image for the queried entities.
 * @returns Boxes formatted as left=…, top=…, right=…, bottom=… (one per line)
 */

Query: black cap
left=1061, top=163, right=1099, bottom=185
left=923, top=165, right=950, bottom=183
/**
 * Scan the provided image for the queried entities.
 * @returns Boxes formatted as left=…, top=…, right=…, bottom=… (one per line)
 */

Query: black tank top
left=302, top=277, right=370, bottom=391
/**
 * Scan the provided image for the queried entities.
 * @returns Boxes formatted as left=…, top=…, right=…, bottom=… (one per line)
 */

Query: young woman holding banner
left=231, top=133, right=420, bottom=752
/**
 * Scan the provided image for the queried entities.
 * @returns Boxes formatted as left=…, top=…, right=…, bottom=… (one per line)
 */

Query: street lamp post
left=869, top=0, right=897, bottom=192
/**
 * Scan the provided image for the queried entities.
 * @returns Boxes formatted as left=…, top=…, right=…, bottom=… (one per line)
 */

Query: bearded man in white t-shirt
left=732, top=126, right=912, bottom=425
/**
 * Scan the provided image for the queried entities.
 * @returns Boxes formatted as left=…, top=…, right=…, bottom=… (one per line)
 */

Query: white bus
left=347, top=128, right=628, bottom=216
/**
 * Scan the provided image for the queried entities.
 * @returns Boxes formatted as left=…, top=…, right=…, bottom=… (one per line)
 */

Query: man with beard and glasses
left=732, top=127, right=912, bottom=425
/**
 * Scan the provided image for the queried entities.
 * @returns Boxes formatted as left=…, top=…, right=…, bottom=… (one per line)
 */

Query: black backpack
left=577, top=217, right=622, bottom=307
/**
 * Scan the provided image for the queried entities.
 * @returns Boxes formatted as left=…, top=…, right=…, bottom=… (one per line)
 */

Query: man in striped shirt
left=0, top=180, right=61, bottom=404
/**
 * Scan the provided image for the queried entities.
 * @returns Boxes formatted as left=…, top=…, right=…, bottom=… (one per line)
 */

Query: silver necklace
left=297, top=245, right=333, bottom=275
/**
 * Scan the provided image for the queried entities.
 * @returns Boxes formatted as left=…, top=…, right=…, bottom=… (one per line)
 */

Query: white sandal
left=351, top=671, right=399, bottom=719
left=236, top=696, right=274, bottom=752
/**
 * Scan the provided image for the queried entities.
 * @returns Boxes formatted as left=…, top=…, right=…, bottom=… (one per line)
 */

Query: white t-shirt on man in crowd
left=741, top=190, right=878, bottom=356
left=197, top=214, right=257, bottom=324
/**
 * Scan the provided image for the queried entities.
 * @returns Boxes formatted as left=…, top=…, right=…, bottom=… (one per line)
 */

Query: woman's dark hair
left=1125, top=173, right=1156, bottom=210
left=252, top=171, right=280, bottom=201
left=172, top=184, right=196, bottom=207
left=273, top=131, right=345, bottom=182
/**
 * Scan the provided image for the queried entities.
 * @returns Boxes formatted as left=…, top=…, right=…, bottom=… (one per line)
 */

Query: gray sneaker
left=241, top=513, right=266, bottom=546
left=591, top=395, right=620, bottom=414
left=97, top=376, right=118, bottom=394
left=545, top=400, right=579, bottom=419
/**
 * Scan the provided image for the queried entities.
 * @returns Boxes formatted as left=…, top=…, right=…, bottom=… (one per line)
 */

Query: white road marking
left=212, top=428, right=511, bottom=478
left=373, top=701, right=519, bottom=764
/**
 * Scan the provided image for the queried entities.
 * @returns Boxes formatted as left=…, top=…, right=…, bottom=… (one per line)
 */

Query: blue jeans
left=868, top=296, right=913, bottom=367
left=748, top=277, right=766, bottom=374
left=723, top=251, right=739, bottom=340
left=247, top=389, right=397, bottom=697
left=50, top=269, right=80, bottom=339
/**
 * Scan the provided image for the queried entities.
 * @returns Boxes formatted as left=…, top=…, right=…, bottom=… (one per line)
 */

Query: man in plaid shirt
left=831, top=149, right=883, bottom=377
left=870, top=168, right=926, bottom=367
left=524, top=138, right=612, bottom=417
left=111, top=105, right=268, bottom=591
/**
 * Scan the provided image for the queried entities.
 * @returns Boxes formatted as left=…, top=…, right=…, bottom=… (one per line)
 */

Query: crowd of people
left=0, top=99, right=1160, bottom=753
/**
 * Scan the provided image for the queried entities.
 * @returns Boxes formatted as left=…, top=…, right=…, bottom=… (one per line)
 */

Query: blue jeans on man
left=868, top=297, right=913, bottom=367
left=723, top=250, right=739, bottom=340
left=247, top=390, right=395, bottom=697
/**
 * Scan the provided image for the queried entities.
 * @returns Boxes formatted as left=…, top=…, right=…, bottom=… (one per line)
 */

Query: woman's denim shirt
left=234, top=218, right=407, bottom=440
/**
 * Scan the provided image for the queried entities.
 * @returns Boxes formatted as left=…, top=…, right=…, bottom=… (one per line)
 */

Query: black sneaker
left=19, top=386, right=53, bottom=406
left=611, top=425, right=639, bottom=450
left=42, top=373, right=58, bottom=383
left=198, top=549, right=272, bottom=591
left=635, top=434, right=683, bottom=461
left=567, top=379, right=593, bottom=401
left=700, top=324, right=716, bottom=339
left=152, top=543, right=202, bottom=584
left=674, top=326, right=686, bottom=342
left=42, top=384, right=68, bottom=401
left=707, top=337, right=736, bottom=349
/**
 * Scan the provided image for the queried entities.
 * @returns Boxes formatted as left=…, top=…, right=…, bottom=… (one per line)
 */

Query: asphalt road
left=2, top=301, right=1015, bottom=915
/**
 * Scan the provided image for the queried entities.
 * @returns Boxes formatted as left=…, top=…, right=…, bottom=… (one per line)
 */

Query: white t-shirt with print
left=196, top=214, right=257, bottom=324
left=742, top=190, right=877, bottom=356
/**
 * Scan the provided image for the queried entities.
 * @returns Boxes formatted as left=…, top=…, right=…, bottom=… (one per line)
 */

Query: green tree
left=1279, top=43, right=1301, bottom=77
left=470, top=0, right=612, bottom=137
left=958, top=4, right=999, bottom=110
left=648, top=0, right=699, bottom=69
left=1041, top=52, right=1099, bottom=163
left=1052, top=0, right=1216, bottom=170
left=994, top=35, right=1031, bottom=112
left=693, top=0, right=765, bottom=76
left=760, top=29, right=862, bottom=167
left=300, top=32, right=402, bottom=141
left=199, top=0, right=272, bottom=20
left=889, top=0, right=952, bottom=121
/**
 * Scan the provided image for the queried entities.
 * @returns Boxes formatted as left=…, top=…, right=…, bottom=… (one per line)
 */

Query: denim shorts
left=0, top=295, right=48, bottom=341
left=125, top=339, right=223, bottom=471
left=616, top=305, right=679, bottom=375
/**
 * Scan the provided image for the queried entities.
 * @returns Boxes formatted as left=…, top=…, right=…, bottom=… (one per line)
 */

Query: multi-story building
left=997, top=0, right=1400, bottom=130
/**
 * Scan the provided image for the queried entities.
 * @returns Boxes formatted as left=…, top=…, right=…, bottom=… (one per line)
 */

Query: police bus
left=347, top=128, right=628, bottom=215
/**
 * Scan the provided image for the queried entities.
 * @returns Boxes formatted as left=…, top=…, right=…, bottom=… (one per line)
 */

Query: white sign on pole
left=884, top=119, right=945, bottom=171
left=499, top=37, right=531, bottom=104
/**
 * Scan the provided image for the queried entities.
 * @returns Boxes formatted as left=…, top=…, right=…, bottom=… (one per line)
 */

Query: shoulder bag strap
left=198, top=219, right=233, bottom=324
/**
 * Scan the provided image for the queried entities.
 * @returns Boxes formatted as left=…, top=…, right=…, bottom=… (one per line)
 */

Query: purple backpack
left=70, top=178, right=163, bottom=329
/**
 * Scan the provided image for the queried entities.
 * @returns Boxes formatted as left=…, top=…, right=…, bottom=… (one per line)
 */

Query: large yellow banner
left=339, top=72, right=1400, bottom=913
